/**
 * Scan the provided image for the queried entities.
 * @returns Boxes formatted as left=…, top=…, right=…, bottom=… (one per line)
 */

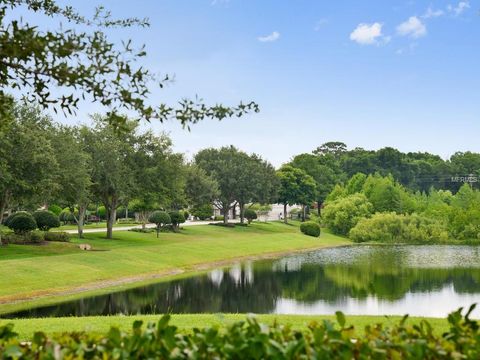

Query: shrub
left=148, top=211, right=171, bottom=238
left=3, top=211, right=29, bottom=227
left=322, top=194, right=373, bottom=235
left=300, top=221, right=321, bottom=237
left=43, top=232, right=70, bottom=242
left=1, top=306, right=480, bottom=359
left=47, top=204, right=63, bottom=216
left=183, top=210, right=190, bottom=219
left=349, top=212, right=449, bottom=244
left=191, top=204, right=213, bottom=220
left=2, top=231, right=43, bottom=244
left=33, top=210, right=60, bottom=231
left=28, top=231, right=45, bottom=243
left=7, top=212, right=37, bottom=234
left=214, top=215, right=224, bottom=221
left=244, top=209, right=257, bottom=224
left=169, top=211, right=185, bottom=231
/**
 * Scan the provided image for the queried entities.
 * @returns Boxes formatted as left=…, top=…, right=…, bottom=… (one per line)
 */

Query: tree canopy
left=0, top=0, right=258, bottom=128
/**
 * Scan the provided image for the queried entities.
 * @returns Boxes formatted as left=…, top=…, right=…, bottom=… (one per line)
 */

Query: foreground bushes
left=1, top=306, right=480, bottom=359
left=300, top=221, right=321, bottom=237
left=349, top=212, right=449, bottom=243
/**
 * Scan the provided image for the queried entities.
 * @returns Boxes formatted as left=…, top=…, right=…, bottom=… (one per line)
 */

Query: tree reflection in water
left=4, top=245, right=480, bottom=318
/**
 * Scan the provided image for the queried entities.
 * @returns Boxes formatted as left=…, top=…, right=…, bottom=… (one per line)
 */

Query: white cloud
left=448, top=1, right=470, bottom=15
left=350, top=22, right=387, bottom=45
left=423, top=7, right=444, bottom=18
left=397, top=16, right=427, bottom=38
left=211, top=0, right=229, bottom=5
left=257, top=31, right=280, bottom=42
left=314, top=18, right=329, bottom=31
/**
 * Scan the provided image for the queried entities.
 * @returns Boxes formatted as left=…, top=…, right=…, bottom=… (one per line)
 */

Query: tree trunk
left=317, top=201, right=322, bottom=216
left=239, top=202, right=245, bottom=224
left=283, top=203, right=288, bottom=224
left=0, top=190, right=11, bottom=246
left=77, top=204, right=88, bottom=239
left=302, top=205, right=306, bottom=222
left=106, top=202, right=117, bottom=239
left=223, top=202, right=229, bottom=224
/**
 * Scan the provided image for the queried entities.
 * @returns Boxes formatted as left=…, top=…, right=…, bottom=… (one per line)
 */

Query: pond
left=4, top=245, right=480, bottom=319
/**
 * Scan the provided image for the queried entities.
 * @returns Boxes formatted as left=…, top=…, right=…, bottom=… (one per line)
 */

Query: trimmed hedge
left=300, top=221, right=321, bottom=237
left=2, top=231, right=43, bottom=244
left=1, top=306, right=480, bottom=359
left=43, top=231, right=70, bottom=242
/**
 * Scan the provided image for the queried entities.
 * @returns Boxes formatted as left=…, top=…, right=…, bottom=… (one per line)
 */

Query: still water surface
left=4, top=245, right=480, bottom=318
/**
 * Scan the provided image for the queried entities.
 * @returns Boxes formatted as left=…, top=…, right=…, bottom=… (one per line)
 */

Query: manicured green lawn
left=0, top=222, right=350, bottom=313
left=1, top=313, right=450, bottom=340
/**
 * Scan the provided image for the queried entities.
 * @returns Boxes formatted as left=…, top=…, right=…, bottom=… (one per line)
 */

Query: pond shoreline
left=0, top=241, right=352, bottom=315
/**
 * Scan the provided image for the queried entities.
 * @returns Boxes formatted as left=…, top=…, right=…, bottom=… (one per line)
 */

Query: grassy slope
left=0, top=222, right=350, bottom=313
left=2, top=314, right=450, bottom=340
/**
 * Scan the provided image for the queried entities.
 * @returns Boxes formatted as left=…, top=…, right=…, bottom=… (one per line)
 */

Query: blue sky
left=21, top=1, right=480, bottom=166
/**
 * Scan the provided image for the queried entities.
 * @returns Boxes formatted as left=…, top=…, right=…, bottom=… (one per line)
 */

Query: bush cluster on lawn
left=1, top=306, right=480, bottom=359
left=2, top=211, right=68, bottom=244
left=300, top=221, right=321, bottom=237
left=349, top=212, right=449, bottom=244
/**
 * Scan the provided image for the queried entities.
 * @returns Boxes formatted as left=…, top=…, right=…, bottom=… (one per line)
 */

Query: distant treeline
left=289, top=141, right=480, bottom=208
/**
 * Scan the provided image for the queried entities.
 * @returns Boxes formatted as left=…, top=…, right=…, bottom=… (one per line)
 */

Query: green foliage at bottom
left=1, top=306, right=479, bottom=359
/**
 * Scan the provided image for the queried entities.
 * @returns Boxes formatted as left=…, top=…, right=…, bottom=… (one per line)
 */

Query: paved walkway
left=63, top=220, right=239, bottom=234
